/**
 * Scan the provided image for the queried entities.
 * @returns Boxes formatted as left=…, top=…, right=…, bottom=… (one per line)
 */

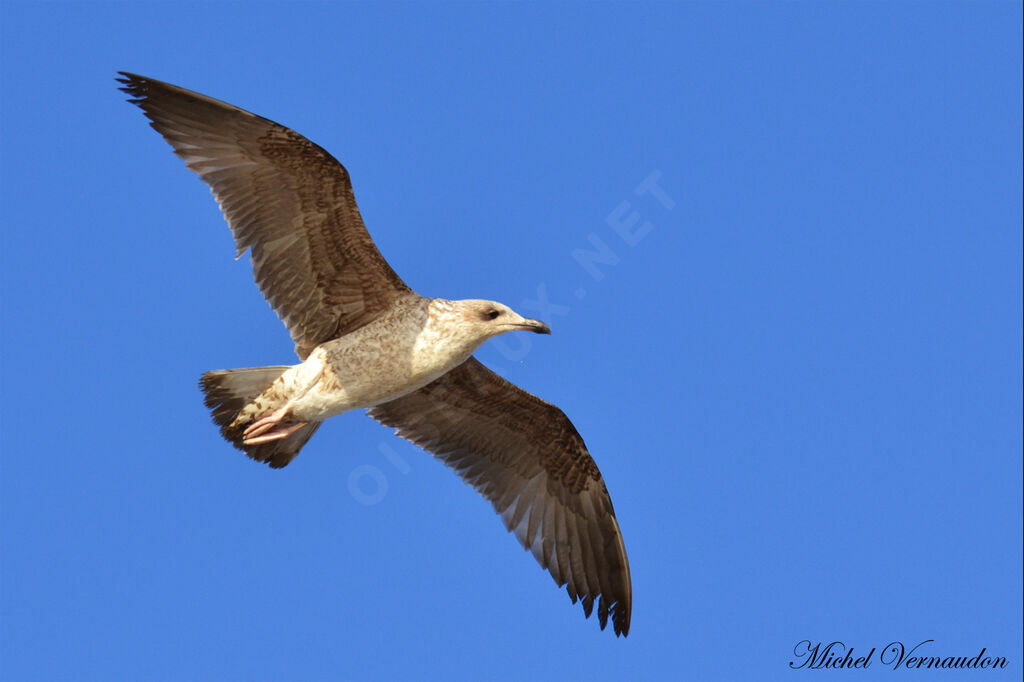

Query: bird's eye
left=486, top=310, right=501, bottom=320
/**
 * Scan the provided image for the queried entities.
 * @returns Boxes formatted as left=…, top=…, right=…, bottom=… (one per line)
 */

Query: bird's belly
left=287, top=337, right=472, bottom=422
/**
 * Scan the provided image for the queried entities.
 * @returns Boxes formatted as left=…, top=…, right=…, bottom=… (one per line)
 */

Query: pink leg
left=243, top=420, right=308, bottom=445
left=243, top=406, right=291, bottom=440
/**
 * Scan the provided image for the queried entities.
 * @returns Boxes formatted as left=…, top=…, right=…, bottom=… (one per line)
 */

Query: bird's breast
left=289, top=306, right=476, bottom=420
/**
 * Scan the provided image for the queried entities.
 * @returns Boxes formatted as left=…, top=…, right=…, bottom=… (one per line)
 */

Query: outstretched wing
left=368, top=358, right=632, bottom=636
left=119, top=73, right=413, bottom=359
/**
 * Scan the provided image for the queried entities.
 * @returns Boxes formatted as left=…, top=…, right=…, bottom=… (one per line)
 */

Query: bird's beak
left=516, top=318, right=551, bottom=335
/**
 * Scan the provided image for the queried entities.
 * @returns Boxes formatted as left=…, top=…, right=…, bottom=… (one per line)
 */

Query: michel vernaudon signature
left=789, top=640, right=1009, bottom=670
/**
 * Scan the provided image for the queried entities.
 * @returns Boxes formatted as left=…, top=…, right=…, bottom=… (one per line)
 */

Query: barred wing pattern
left=368, top=358, right=632, bottom=636
left=118, top=73, right=413, bottom=359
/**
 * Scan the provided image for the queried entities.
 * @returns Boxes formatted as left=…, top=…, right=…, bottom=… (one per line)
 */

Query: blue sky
left=1, top=2, right=1021, bottom=680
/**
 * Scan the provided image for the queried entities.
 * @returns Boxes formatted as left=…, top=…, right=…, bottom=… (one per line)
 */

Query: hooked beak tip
left=531, top=321, right=552, bottom=335
left=505, top=318, right=551, bottom=334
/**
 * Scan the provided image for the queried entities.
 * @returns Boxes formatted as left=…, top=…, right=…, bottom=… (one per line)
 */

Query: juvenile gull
left=118, top=73, right=631, bottom=636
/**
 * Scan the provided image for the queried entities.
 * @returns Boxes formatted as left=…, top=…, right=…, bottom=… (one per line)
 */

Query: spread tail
left=199, top=367, right=321, bottom=469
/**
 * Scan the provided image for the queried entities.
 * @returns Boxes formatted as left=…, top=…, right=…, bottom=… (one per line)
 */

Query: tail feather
left=199, top=367, right=321, bottom=469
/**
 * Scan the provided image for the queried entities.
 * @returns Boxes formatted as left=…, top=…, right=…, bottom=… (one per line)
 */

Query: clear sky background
left=1, top=2, right=1021, bottom=681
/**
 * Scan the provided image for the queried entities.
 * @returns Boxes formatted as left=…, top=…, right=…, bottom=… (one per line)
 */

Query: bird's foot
left=242, top=420, right=308, bottom=445
left=243, top=407, right=306, bottom=444
left=242, top=407, right=289, bottom=440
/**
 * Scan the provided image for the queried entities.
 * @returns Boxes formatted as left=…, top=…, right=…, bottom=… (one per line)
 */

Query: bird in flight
left=118, top=73, right=631, bottom=636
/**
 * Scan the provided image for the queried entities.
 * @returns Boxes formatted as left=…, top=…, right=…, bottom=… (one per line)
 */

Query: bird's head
left=452, top=299, right=552, bottom=340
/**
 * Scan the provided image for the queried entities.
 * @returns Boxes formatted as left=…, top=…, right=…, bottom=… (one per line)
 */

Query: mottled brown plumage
left=119, top=72, right=631, bottom=636
left=368, top=358, right=631, bottom=634
left=118, top=73, right=411, bottom=360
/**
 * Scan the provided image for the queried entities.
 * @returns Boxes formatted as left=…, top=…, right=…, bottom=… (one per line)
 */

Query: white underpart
left=280, top=299, right=491, bottom=422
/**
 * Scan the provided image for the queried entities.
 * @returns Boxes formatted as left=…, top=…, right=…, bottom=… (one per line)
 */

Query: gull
left=118, top=73, right=631, bottom=636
